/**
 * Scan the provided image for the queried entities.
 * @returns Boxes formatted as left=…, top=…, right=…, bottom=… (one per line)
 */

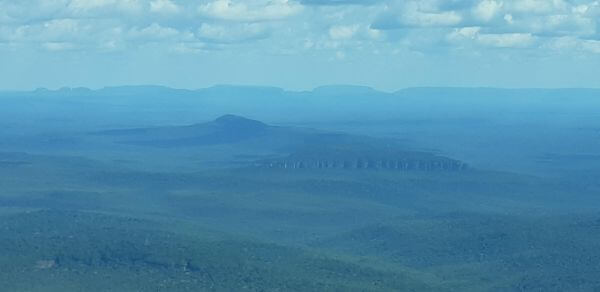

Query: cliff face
left=255, top=147, right=468, bottom=172
left=256, top=158, right=467, bottom=171
left=91, top=114, right=468, bottom=172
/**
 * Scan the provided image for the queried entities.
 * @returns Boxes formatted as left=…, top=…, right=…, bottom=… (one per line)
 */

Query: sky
left=1, top=0, right=599, bottom=91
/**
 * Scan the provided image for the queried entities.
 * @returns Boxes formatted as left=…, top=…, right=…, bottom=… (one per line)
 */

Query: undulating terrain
left=1, top=86, right=600, bottom=291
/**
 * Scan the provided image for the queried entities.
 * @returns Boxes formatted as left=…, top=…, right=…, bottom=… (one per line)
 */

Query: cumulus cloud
left=473, top=0, right=503, bottom=22
left=373, top=1, right=463, bottom=29
left=198, top=0, right=303, bottom=22
left=448, top=26, right=482, bottom=40
left=508, top=0, right=569, bottom=15
left=0, top=0, right=296, bottom=51
left=149, top=0, right=180, bottom=14
left=67, top=0, right=144, bottom=15
left=42, top=41, right=77, bottom=51
left=478, top=32, right=535, bottom=48
left=545, top=35, right=600, bottom=54
left=197, top=22, right=269, bottom=43
left=489, top=11, right=597, bottom=38
left=1, top=18, right=88, bottom=43
left=128, top=23, right=190, bottom=41
left=581, top=39, right=600, bottom=53
left=329, top=24, right=359, bottom=40
left=300, top=0, right=382, bottom=5
left=0, top=0, right=599, bottom=57
left=373, top=0, right=599, bottom=38
left=405, top=10, right=462, bottom=27
left=448, top=26, right=536, bottom=48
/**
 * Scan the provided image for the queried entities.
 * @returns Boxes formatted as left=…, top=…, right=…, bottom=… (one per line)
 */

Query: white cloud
left=42, top=41, right=77, bottom=51
left=67, top=0, right=143, bottom=14
left=149, top=0, right=180, bottom=14
left=68, top=0, right=112, bottom=11
left=197, top=23, right=268, bottom=43
left=366, top=27, right=382, bottom=39
left=329, top=24, right=359, bottom=40
left=0, top=0, right=599, bottom=57
left=410, top=11, right=462, bottom=27
left=503, top=13, right=596, bottom=38
left=572, top=4, right=590, bottom=15
left=43, top=19, right=81, bottom=36
left=508, top=0, right=569, bottom=14
left=401, top=9, right=463, bottom=27
left=477, top=32, right=535, bottom=48
left=448, top=27, right=535, bottom=48
left=545, top=36, right=600, bottom=54
left=373, top=1, right=464, bottom=29
left=128, top=23, right=189, bottom=41
left=473, top=0, right=503, bottom=22
left=198, top=0, right=303, bottom=22
left=582, top=39, right=600, bottom=53
left=1, top=18, right=88, bottom=43
left=448, top=26, right=482, bottom=40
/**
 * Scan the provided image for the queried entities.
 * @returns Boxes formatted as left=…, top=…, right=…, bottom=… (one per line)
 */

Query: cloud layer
left=1, top=0, right=599, bottom=90
left=1, top=0, right=598, bottom=54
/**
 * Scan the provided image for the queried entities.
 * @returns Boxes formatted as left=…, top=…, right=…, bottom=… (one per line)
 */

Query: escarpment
left=255, top=146, right=467, bottom=172
left=90, top=114, right=468, bottom=172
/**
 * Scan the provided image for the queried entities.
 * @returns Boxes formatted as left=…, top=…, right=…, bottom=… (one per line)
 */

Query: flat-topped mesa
left=255, top=147, right=468, bottom=171
left=213, top=114, right=267, bottom=132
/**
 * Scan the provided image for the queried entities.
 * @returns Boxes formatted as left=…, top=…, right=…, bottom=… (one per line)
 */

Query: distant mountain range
left=1, top=85, right=598, bottom=126
left=5, top=84, right=600, bottom=97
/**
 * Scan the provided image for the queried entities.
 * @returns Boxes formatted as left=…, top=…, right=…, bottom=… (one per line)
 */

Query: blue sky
left=1, top=0, right=599, bottom=91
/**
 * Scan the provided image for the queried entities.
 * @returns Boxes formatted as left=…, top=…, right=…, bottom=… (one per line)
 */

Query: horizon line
left=2, top=84, right=600, bottom=94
